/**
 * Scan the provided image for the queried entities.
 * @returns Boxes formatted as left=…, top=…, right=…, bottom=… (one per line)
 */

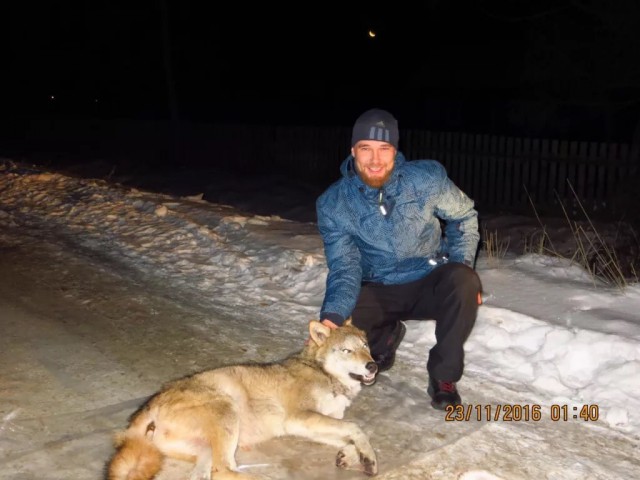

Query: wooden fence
left=198, top=123, right=639, bottom=216
left=23, top=119, right=640, bottom=217
left=401, top=130, right=639, bottom=215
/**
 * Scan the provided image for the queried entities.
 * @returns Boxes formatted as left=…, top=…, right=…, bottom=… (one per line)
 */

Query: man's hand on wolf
left=321, top=319, right=339, bottom=329
left=305, top=319, right=339, bottom=345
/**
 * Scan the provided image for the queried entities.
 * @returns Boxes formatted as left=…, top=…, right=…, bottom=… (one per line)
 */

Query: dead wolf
left=106, top=319, right=379, bottom=479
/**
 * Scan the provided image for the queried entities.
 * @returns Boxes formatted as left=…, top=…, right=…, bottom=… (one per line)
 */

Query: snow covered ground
left=0, top=158, right=639, bottom=479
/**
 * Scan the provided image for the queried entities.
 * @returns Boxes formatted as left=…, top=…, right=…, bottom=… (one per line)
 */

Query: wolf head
left=308, top=319, right=378, bottom=387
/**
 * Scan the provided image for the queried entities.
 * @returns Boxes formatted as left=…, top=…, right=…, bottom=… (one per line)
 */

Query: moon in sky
left=368, top=30, right=376, bottom=38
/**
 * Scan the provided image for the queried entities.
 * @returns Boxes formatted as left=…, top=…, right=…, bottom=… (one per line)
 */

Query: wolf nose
left=366, top=362, right=378, bottom=374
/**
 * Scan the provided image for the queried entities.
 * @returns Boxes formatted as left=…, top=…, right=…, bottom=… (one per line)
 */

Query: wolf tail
left=107, top=432, right=163, bottom=480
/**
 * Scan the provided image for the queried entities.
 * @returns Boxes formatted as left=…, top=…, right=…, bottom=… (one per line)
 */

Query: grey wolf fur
left=106, top=319, right=379, bottom=479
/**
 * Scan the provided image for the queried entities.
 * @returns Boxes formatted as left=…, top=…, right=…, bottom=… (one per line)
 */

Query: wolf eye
left=342, top=348, right=353, bottom=354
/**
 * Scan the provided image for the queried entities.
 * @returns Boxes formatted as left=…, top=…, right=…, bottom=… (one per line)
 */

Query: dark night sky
left=4, top=1, right=640, bottom=140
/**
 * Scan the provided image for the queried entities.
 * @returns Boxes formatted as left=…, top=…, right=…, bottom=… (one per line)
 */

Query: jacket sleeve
left=316, top=197, right=363, bottom=325
left=433, top=163, right=480, bottom=267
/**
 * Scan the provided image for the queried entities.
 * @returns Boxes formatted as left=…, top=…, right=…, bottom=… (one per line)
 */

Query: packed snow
left=0, top=159, right=638, bottom=480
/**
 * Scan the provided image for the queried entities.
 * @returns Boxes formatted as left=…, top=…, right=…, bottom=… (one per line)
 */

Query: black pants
left=351, top=263, right=482, bottom=382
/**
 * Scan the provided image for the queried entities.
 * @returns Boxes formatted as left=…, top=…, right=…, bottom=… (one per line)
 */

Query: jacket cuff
left=320, top=312, right=345, bottom=326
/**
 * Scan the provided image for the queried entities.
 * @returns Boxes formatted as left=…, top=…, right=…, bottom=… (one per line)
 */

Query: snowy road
left=1, top=230, right=639, bottom=479
left=1, top=160, right=640, bottom=479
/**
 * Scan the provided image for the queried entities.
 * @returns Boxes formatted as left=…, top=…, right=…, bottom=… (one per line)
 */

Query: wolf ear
left=308, top=320, right=331, bottom=346
left=344, top=317, right=353, bottom=326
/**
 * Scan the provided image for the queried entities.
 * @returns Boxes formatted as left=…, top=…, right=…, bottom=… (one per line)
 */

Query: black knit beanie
left=351, top=108, right=399, bottom=148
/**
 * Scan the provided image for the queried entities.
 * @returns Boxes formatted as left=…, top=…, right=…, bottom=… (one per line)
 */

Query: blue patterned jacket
left=316, top=152, right=479, bottom=325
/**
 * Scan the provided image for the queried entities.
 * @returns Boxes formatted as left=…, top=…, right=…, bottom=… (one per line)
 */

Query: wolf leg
left=284, top=411, right=378, bottom=476
left=163, top=400, right=252, bottom=480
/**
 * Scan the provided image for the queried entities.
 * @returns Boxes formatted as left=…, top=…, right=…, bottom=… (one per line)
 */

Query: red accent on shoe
left=439, top=381, right=456, bottom=393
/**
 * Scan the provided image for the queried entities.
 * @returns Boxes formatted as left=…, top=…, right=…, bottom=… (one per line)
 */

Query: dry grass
left=523, top=227, right=553, bottom=256
left=525, top=183, right=638, bottom=291
left=482, top=228, right=510, bottom=266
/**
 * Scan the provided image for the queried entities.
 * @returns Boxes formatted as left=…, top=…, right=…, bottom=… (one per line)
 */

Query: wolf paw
left=336, top=444, right=378, bottom=476
left=359, top=450, right=378, bottom=476
left=337, top=444, right=359, bottom=470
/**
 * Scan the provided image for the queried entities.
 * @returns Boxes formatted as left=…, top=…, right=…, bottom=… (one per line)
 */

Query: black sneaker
left=427, top=377, right=461, bottom=410
left=372, top=322, right=406, bottom=373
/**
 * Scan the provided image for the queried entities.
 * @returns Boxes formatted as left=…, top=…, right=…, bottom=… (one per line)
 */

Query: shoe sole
left=430, top=399, right=458, bottom=410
